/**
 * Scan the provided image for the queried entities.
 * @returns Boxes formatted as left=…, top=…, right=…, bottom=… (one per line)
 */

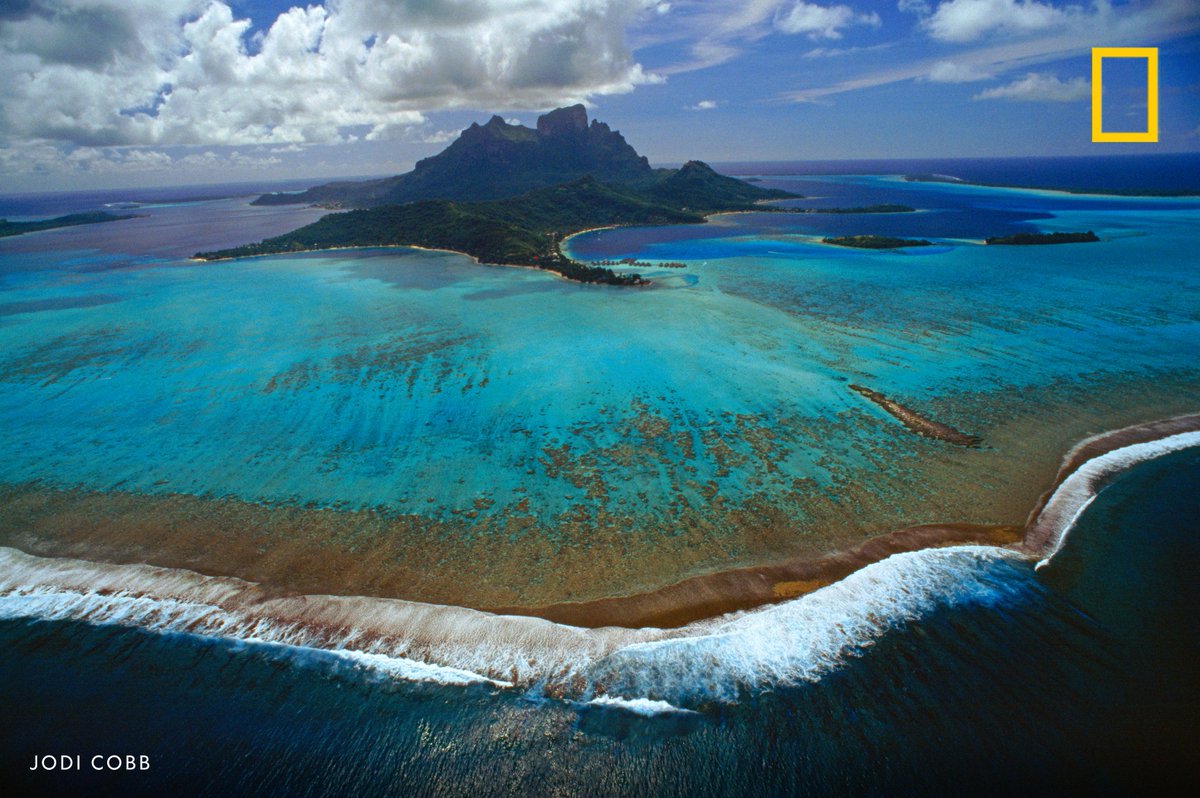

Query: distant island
left=197, top=106, right=796, bottom=285
left=0, top=211, right=139, bottom=238
left=985, top=231, right=1099, bottom=245
left=905, top=173, right=1199, bottom=197
left=822, top=235, right=932, bottom=249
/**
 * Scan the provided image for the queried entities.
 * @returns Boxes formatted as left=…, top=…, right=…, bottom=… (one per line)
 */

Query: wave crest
left=1028, top=430, right=1200, bottom=568
left=0, top=545, right=1028, bottom=708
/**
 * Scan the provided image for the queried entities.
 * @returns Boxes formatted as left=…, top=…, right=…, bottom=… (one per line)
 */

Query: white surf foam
left=0, top=544, right=1028, bottom=707
left=584, top=546, right=1026, bottom=705
left=585, top=695, right=698, bottom=716
left=1029, top=430, right=1200, bottom=569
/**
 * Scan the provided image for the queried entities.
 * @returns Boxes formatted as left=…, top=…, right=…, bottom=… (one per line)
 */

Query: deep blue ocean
left=2, top=449, right=1197, bottom=796
left=715, top=152, right=1200, bottom=194
left=1, top=156, right=1198, bottom=796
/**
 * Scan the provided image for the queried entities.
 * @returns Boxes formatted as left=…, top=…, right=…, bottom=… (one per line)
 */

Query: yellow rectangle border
left=1091, top=47, right=1158, bottom=143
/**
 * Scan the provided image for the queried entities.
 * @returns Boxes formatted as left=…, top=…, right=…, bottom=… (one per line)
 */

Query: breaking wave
left=0, top=545, right=1029, bottom=709
left=1028, top=430, right=1200, bottom=569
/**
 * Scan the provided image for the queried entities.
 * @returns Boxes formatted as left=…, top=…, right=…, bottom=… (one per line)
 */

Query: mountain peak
left=253, top=104, right=655, bottom=207
left=537, top=104, right=588, bottom=137
left=678, top=160, right=716, bottom=175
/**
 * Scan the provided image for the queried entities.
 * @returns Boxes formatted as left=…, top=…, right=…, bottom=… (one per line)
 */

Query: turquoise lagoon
left=2, top=165, right=1200, bottom=795
left=0, top=175, right=1198, bottom=605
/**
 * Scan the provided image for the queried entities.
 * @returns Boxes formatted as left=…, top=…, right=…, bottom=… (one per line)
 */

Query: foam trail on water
left=1029, top=431, right=1200, bottom=569
left=0, top=545, right=1029, bottom=706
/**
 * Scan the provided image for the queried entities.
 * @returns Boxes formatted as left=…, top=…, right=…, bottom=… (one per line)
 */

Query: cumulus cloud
left=0, top=140, right=286, bottom=177
left=775, top=2, right=881, bottom=39
left=689, top=99, right=718, bottom=110
left=923, top=0, right=1072, bottom=42
left=926, top=60, right=993, bottom=82
left=973, top=72, right=1090, bottom=101
left=0, top=0, right=662, bottom=152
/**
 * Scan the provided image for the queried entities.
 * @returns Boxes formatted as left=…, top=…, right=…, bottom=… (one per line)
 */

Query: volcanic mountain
left=253, top=105, right=659, bottom=208
left=207, top=106, right=796, bottom=286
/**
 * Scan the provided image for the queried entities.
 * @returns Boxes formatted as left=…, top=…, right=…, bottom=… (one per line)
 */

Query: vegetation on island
left=822, top=235, right=932, bottom=249
left=197, top=107, right=797, bottom=286
left=0, top=211, right=139, bottom=238
left=985, top=231, right=1099, bottom=245
left=195, top=166, right=787, bottom=284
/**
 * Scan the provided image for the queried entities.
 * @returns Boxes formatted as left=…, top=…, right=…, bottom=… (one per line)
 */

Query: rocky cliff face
left=536, top=104, right=588, bottom=137
left=254, top=105, right=653, bottom=208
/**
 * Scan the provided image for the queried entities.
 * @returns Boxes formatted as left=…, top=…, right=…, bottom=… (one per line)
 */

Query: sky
left=1, top=0, right=1198, bottom=191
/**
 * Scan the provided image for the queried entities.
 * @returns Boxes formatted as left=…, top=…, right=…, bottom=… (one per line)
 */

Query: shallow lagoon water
left=1, top=175, right=1199, bottom=605
left=0, top=163, right=1199, bottom=793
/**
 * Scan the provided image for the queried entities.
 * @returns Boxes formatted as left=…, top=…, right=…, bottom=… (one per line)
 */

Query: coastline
left=190, top=242, right=652, bottom=287
left=2, top=415, right=1196, bottom=633
left=193, top=236, right=655, bottom=286
left=194, top=203, right=789, bottom=286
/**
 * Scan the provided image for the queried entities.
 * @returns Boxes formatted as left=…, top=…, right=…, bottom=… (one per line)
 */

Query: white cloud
left=775, top=2, right=881, bottom=39
left=177, top=150, right=283, bottom=170
left=785, top=0, right=1199, bottom=102
left=0, top=0, right=662, bottom=157
left=924, top=0, right=1072, bottom=42
left=656, top=1, right=884, bottom=73
left=926, top=60, right=993, bottom=82
left=0, top=141, right=286, bottom=177
left=802, top=43, right=884, bottom=57
left=973, top=72, right=1089, bottom=101
left=689, top=99, right=719, bottom=110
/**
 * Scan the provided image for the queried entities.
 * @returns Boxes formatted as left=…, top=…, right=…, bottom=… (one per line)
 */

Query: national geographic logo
left=1092, top=47, right=1158, bottom=143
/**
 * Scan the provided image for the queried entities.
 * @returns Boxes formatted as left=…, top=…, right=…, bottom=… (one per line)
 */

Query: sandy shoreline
left=2, top=414, right=1196, bottom=631
left=192, top=240, right=655, bottom=287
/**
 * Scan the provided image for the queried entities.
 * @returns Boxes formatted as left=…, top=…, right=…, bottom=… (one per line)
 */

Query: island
left=905, top=173, right=1199, bottom=197
left=0, top=211, right=140, bottom=238
left=984, top=231, right=1099, bottom=245
left=197, top=106, right=796, bottom=285
left=821, top=235, right=932, bottom=249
